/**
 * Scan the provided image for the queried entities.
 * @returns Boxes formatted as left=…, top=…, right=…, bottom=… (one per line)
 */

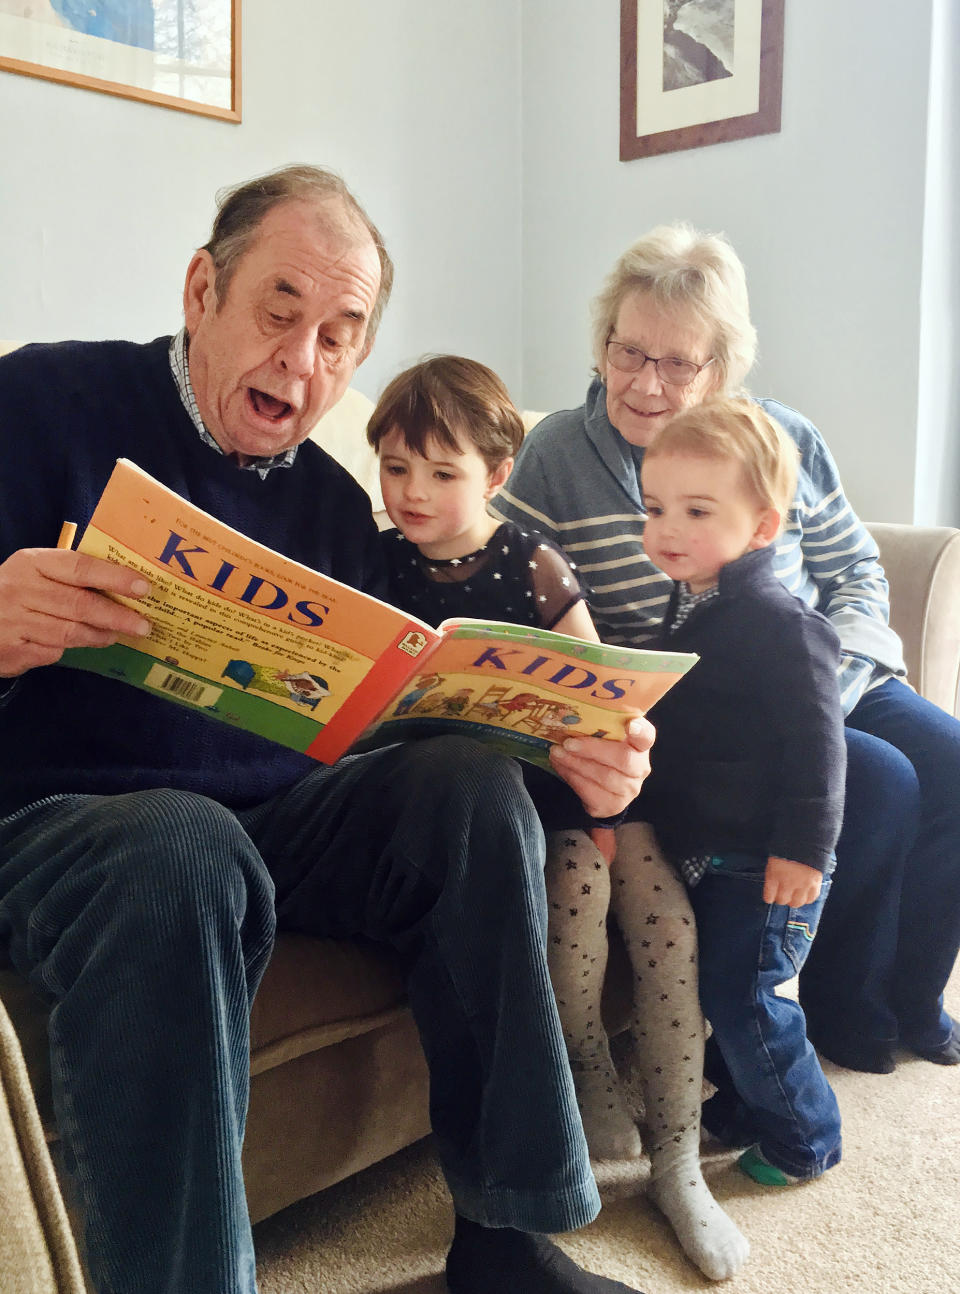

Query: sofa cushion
left=307, top=387, right=383, bottom=511
left=249, top=933, right=409, bottom=1074
left=0, top=932, right=410, bottom=1134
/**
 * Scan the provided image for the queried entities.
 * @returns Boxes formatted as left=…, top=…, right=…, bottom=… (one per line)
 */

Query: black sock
left=907, top=1017, right=960, bottom=1065
left=445, top=1215, right=645, bottom=1294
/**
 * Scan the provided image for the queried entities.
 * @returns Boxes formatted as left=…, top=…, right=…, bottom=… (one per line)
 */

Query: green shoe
left=737, top=1146, right=796, bottom=1187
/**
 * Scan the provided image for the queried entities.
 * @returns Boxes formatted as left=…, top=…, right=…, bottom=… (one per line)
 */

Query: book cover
left=357, top=620, right=697, bottom=770
left=62, top=460, right=697, bottom=768
left=62, top=459, right=441, bottom=759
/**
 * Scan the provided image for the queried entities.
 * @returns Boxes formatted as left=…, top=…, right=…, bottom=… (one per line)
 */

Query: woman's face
left=602, top=291, right=720, bottom=447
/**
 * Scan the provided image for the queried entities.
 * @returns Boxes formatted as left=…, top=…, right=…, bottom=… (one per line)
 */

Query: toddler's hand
left=763, top=857, right=822, bottom=907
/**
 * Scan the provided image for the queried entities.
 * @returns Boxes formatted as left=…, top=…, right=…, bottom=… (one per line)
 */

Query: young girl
left=366, top=355, right=749, bottom=1282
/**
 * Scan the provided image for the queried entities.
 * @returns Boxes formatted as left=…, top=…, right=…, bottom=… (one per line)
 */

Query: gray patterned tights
left=545, top=823, right=749, bottom=1281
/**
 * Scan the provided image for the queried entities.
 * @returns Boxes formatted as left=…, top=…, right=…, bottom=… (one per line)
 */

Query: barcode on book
left=144, top=664, right=222, bottom=709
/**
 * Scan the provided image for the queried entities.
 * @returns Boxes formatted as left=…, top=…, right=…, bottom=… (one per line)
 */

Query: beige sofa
left=1, top=376, right=959, bottom=1290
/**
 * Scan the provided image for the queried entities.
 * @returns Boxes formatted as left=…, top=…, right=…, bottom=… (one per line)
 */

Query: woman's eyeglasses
left=605, top=339, right=715, bottom=387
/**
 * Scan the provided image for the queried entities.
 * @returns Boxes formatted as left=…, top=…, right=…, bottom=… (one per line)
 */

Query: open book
left=62, top=460, right=698, bottom=769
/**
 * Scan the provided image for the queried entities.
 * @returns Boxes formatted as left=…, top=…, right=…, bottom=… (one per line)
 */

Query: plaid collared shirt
left=168, top=329, right=298, bottom=480
left=678, top=852, right=715, bottom=887
left=670, top=583, right=719, bottom=886
left=670, top=582, right=719, bottom=633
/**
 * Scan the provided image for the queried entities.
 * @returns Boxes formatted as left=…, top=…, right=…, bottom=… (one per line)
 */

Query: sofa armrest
left=0, top=998, right=85, bottom=1293
left=866, top=522, right=960, bottom=718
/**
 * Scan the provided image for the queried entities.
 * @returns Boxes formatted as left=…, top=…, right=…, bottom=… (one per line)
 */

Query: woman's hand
left=550, top=716, right=655, bottom=821
left=763, top=856, right=823, bottom=907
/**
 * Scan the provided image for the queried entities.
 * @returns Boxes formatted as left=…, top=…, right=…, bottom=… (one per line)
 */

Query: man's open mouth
left=249, top=388, right=293, bottom=421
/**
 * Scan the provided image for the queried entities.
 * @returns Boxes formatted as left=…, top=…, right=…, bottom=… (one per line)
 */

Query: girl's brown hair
left=367, top=355, right=524, bottom=472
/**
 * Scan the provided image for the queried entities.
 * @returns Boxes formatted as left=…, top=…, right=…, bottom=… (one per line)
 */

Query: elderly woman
left=493, top=223, right=960, bottom=1087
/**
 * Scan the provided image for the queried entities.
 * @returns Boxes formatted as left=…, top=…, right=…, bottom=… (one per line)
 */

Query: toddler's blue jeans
left=691, top=852, right=842, bottom=1179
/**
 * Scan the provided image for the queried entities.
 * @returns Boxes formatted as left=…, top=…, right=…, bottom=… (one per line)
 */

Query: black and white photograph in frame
left=663, top=0, right=734, bottom=92
left=620, top=0, right=783, bottom=160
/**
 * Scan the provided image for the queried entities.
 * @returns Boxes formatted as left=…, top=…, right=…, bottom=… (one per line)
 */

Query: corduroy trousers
left=0, top=737, right=599, bottom=1294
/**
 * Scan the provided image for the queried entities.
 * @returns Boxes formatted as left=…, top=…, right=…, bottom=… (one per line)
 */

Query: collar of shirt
left=168, top=329, right=298, bottom=480
left=583, top=375, right=644, bottom=512
left=671, top=581, right=719, bottom=632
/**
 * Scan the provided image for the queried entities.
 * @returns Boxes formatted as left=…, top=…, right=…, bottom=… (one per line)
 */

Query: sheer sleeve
left=525, top=534, right=587, bottom=631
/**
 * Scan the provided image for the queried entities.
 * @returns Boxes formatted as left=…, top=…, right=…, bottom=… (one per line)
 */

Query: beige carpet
left=254, top=969, right=960, bottom=1294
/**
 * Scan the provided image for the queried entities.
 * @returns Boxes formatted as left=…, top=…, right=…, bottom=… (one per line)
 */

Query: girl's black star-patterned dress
left=380, top=520, right=586, bottom=630
left=380, top=519, right=593, bottom=829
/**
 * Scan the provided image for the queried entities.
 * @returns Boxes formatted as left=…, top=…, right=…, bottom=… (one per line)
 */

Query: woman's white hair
left=590, top=223, right=757, bottom=393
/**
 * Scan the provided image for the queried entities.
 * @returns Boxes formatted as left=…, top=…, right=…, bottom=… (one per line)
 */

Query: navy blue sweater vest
left=0, top=338, right=385, bottom=812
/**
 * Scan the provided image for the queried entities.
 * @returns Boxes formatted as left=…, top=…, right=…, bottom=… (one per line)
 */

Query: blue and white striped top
left=491, top=377, right=905, bottom=714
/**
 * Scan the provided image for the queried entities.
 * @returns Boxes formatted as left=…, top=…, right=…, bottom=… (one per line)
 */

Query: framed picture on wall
left=620, top=0, right=783, bottom=160
left=0, top=0, right=241, bottom=122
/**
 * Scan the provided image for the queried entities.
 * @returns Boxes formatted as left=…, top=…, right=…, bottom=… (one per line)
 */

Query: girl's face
left=378, top=425, right=512, bottom=560
left=641, top=450, right=778, bottom=593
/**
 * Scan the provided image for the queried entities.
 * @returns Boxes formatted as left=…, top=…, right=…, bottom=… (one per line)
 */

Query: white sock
left=609, top=824, right=749, bottom=1281
left=649, top=1157, right=750, bottom=1281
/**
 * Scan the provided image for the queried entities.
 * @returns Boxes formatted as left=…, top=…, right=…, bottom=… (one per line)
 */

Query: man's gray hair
left=202, top=164, right=394, bottom=340
left=590, top=223, right=757, bottom=393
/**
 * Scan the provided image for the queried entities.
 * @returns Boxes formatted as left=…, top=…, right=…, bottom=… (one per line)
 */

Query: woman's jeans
left=799, top=679, right=960, bottom=1052
left=0, top=737, right=598, bottom=1294
left=691, top=853, right=842, bottom=1179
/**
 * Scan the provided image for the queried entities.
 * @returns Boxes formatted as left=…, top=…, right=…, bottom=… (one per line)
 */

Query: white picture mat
left=0, top=4, right=231, bottom=110
left=634, top=0, right=763, bottom=136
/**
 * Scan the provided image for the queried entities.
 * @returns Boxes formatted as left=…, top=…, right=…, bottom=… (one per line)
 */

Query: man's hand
left=0, top=548, right=152, bottom=677
left=763, top=856, right=823, bottom=907
left=549, top=716, right=655, bottom=821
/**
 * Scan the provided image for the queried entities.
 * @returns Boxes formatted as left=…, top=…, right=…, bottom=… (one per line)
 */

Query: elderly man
left=0, top=167, right=652, bottom=1294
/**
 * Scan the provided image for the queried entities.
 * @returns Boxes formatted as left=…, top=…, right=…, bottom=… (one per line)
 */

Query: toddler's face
left=378, top=425, right=510, bottom=560
left=641, top=451, right=777, bottom=593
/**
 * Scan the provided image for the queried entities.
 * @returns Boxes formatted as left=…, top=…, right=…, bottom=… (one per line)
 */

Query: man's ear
left=485, top=457, right=514, bottom=499
left=356, top=332, right=375, bottom=367
left=183, top=250, right=217, bottom=334
left=749, top=506, right=781, bottom=550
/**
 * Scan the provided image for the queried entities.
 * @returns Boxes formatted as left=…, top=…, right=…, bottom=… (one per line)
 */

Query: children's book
left=62, top=460, right=698, bottom=770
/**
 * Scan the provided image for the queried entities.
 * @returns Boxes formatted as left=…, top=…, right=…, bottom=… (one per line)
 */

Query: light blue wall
left=519, top=1, right=946, bottom=525
left=916, top=0, right=960, bottom=526
left=0, top=0, right=522, bottom=400
left=0, top=2, right=952, bottom=522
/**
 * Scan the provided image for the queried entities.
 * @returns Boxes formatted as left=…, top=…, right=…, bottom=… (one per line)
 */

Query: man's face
left=183, top=199, right=381, bottom=461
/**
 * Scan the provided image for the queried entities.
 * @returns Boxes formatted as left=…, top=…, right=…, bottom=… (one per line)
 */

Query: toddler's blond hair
left=645, top=397, right=799, bottom=519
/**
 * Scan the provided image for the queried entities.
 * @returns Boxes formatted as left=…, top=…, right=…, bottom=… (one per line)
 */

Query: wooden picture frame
left=620, top=0, right=783, bottom=161
left=0, top=0, right=241, bottom=122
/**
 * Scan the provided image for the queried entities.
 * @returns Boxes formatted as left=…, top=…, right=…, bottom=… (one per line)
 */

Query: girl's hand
left=763, top=856, right=823, bottom=907
left=589, top=826, right=617, bottom=866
